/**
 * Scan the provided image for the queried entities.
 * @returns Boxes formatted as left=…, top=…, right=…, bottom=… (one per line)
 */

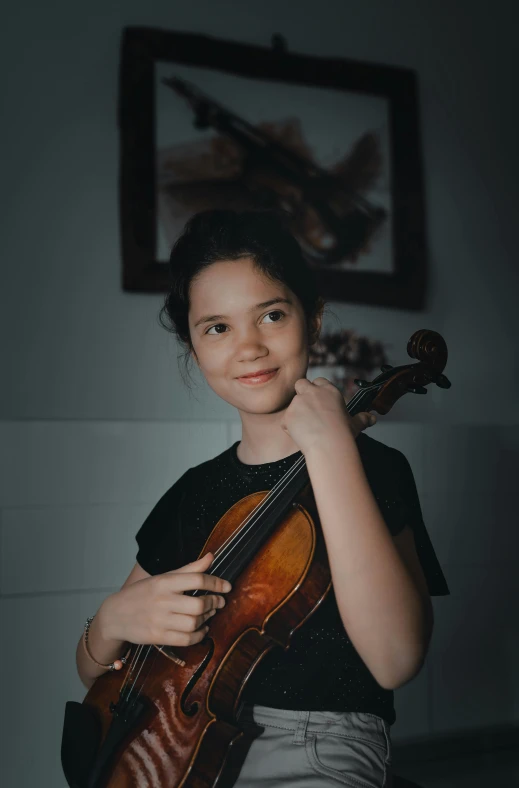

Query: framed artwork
left=119, top=27, right=427, bottom=309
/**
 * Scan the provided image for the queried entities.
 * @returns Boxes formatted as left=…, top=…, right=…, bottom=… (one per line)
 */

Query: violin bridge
left=158, top=645, right=186, bottom=666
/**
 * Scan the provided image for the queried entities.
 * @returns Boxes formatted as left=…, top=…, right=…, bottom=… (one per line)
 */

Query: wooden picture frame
left=119, top=26, right=427, bottom=309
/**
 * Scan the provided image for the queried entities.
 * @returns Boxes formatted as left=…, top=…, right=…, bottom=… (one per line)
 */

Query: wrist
left=304, top=427, right=359, bottom=462
left=83, top=600, right=130, bottom=672
left=97, top=593, right=121, bottom=643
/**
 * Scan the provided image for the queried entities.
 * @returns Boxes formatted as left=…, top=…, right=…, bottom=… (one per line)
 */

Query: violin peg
left=436, top=374, right=452, bottom=389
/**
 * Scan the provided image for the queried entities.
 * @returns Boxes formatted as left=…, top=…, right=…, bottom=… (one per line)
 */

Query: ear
left=189, top=346, right=200, bottom=368
left=308, top=298, right=324, bottom=346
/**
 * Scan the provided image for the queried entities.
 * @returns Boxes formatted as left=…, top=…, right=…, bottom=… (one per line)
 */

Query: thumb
left=168, top=551, right=214, bottom=574
left=354, top=411, right=377, bottom=434
left=363, top=411, right=377, bottom=428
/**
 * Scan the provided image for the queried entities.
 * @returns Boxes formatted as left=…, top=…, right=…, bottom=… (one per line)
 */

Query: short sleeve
left=136, top=468, right=192, bottom=575
left=383, top=450, right=450, bottom=597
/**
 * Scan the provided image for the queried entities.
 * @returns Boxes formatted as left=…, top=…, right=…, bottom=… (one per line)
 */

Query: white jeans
left=231, top=703, right=393, bottom=787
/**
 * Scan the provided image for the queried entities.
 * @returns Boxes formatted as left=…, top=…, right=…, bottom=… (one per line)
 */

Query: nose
left=235, top=326, right=270, bottom=362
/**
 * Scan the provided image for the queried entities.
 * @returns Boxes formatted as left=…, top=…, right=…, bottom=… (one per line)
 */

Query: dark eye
left=263, top=310, right=285, bottom=324
left=206, top=323, right=227, bottom=335
left=205, top=311, right=286, bottom=335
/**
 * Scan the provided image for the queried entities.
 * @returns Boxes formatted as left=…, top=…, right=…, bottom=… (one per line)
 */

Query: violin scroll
left=355, top=330, right=452, bottom=417
left=406, top=330, right=448, bottom=376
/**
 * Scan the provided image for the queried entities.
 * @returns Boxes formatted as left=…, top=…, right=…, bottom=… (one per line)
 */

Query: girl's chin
left=235, top=388, right=295, bottom=415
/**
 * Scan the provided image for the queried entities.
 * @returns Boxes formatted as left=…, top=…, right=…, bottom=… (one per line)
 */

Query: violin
left=61, top=329, right=451, bottom=788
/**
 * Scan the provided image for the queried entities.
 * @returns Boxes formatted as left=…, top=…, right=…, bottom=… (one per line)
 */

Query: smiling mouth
left=236, top=368, right=279, bottom=385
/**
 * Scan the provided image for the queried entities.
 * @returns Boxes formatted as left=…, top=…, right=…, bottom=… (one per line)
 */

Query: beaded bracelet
left=83, top=615, right=131, bottom=672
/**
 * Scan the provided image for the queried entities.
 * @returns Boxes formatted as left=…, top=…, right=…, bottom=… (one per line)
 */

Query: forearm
left=305, top=432, right=430, bottom=689
left=76, top=595, right=129, bottom=691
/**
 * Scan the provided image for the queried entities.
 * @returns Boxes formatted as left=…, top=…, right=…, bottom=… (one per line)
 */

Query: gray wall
left=1, top=1, right=517, bottom=785
left=1, top=0, right=518, bottom=423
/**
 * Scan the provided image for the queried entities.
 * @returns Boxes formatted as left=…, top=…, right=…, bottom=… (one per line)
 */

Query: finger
left=167, top=610, right=217, bottom=633
left=165, top=571, right=232, bottom=594
left=310, top=377, right=334, bottom=386
left=294, top=377, right=313, bottom=390
left=169, top=552, right=214, bottom=574
left=358, top=412, right=377, bottom=430
left=173, top=593, right=226, bottom=616
left=163, top=625, right=210, bottom=647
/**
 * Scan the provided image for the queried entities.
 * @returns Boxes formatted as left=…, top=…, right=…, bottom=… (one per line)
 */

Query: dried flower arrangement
left=308, top=329, right=389, bottom=398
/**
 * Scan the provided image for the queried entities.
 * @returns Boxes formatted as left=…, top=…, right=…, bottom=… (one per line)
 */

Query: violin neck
left=206, top=385, right=377, bottom=586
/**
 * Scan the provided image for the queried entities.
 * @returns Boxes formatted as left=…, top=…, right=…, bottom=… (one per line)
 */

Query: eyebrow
left=193, top=298, right=293, bottom=329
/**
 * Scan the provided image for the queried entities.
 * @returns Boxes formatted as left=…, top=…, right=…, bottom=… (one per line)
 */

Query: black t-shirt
left=135, top=433, right=449, bottom=726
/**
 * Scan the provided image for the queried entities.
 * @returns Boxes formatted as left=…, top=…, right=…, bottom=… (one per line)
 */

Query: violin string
left=121, top=386, right=373, bottom=707
left=121, top=387, right=371, bottom=710
left=118, top=644, right=148, bottom=699
left=120, top=387, right=371, bottom=709
left=206, top=387, right=371, bottom=573
left=119, top=439, right=312, bottom=711
left=120, top=638, right=170, bottom=711
left=121, top=446, right=312, bottom=713
left=207, top=387, right=371, bottom=565
left=125, top=641, right=162, bottom=703
left=119, top=443, right=315, bottom=711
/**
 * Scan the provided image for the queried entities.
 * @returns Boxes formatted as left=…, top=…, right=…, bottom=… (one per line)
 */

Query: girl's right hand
left=100, top=552, right=231, bottom=647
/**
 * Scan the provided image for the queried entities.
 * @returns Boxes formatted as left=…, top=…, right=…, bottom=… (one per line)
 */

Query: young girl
left=76, top=209, right=449, bottom=787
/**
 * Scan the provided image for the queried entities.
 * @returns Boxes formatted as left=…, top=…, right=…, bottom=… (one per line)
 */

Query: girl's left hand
left=280, top=377, right=377, bottom=455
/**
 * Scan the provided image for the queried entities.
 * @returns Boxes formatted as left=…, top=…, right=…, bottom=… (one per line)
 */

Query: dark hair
left=159, top=209, right=327, bottom=386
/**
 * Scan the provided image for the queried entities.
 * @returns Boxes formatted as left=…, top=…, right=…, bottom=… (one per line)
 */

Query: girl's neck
left=236, top=391, right=302, bottom=465
left=236, top=434, right=302, bottom=465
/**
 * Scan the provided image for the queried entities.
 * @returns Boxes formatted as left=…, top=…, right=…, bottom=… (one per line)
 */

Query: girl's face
left=188, top=257, right=320, bottom=416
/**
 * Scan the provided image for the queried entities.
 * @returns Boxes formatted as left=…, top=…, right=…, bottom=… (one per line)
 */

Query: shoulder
left=185, top=443, right=235, bottom=482
left=136, top=466, right=193, bottom=543
left=355, top=432, right=415, bottom=501
left=155, top=466, right=194, bottom=505
left=355, top=430, right=398, bottom=457
left=135, top=466, right=193, bottom=574
left=355, top=431, right=404, bottom=474
left=134, top=446, right=234, bottom=574
left=141, top=444, right=234, bottom=518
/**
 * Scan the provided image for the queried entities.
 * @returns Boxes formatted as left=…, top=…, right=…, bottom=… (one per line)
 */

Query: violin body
left=76, top=482, right=331, bottom=788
